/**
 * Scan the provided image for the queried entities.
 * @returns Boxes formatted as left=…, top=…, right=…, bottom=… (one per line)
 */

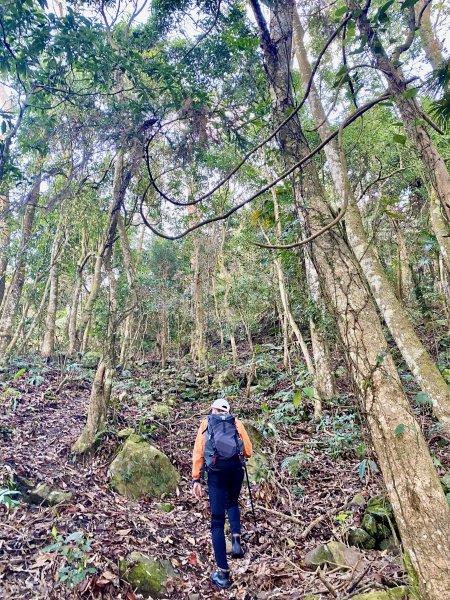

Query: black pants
left=207, top=465, right=244, bottom=570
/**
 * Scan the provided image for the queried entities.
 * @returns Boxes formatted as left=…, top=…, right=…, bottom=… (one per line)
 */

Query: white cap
left=211, top=399, right=230, bottom=413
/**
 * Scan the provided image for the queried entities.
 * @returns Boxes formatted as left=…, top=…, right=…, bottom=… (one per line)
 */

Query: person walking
left=192, top=398, right=253, bottom=589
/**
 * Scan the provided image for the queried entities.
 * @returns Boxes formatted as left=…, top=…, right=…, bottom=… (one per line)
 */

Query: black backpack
left=203, top=413, right=243, bottom=471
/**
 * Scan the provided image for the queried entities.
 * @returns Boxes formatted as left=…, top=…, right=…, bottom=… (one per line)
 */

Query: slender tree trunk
left=212, top=278, right=225, bottom=349
left=353, top=2, right=450, bottom=225
left=41, top=221, right=64, bottom=358
left=415, top=0, right=445, bottom=69
left=250, top=2, right=450, bottom=596
left=392, top=219, right=414, bottom=304
left=14, top=275, right=51, bottom=354
left=0, top=175, right=40, bottom=356
left=430, top=188, right=450, bottom=274
left=0, top=193, right=10, bottom=307
left=77, top=253, right=102, bottom=352
left=73, top=150, right=129, bottom=454
left=293, top=6, right=450, bottom=431
left=217, top=226, right=238, bottom=366
left=189, top=206, right=206, bottom=366
left=117, top=215, right=137, bottom=366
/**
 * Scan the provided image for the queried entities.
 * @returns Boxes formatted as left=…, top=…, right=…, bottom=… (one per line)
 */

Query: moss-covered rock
left=156, top=502, right=174, bottom=513
left=117, top=428, right=135, bottom=439
left=366, top=495, right=394, bottom=525
left=28, top=483, right=72, bottom=506
left=362, top=513, right=378, bottom=537
left=242, top=421, right=264, bottom=449
left=212, top=370, right=236, bottom=388
left=304, top=544, right=334, bottom=567
left=150, top=403, right=171, bottom=419
left=348, top=528, right=376, bottom=549
left=327, top=541, right=363, bottom=569
left=119, top=551, right=175, bottom=598
left=351, top=493, right=366, bottom=508
left=351, top=587, right=408, bottom=600
left=81, top=351, right=101, bottom=369
left=376, top=522, right=391, bottom=541
left=109, top=438, right=179, bottom=499
left=245, top=452, right=269, bottom=484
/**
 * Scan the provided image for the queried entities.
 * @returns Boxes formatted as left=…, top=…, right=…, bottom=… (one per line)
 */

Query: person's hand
left=193, top=482, right=203, bottom=499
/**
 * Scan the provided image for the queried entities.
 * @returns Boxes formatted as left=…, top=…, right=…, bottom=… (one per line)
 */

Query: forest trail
left=0, top=355, right=417, bottom=599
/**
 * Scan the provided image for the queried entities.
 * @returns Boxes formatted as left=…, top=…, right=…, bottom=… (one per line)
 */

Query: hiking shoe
left=231, top=535, right=245, bottom=559
left=210, top=570, right=231, bottom=589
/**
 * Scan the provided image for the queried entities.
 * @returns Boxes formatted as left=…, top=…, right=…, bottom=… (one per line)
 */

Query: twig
left=255, top=504, right=303, bottom=525
left=317, top=567, right=338, bottom=598
left=300, top=497, right=352, bottom=539
left=345, top=562, right=372, bottom=595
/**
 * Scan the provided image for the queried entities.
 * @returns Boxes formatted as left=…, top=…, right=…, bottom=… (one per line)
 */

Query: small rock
left=362, top=513, right=378, bottom=537
left=119, top=551, right=175, bottom=598
left=351, top=493, right=366, bottom=508
left=327, top=541, right=364, bottom=570
left=378, top=536, right=399, bottom=553
left=212, top=370, right=237, bottom=389
left=245, top=453, right=269, bottom=484
left=242, top=421, right=264, bottom=449
left=366, top=495, right=394, bottom=525
left=348, top=528, right=376, bottom=549
left=117, top=428, right=135, bottom=439
left=28, top=483, right=72, bottom=506
left=150, top=404, right=171, bottom=419
left=376, top=522, right=391, bottom=541
left=156, top=502, right=174, bottom=513
left=188, top=595, right=200, bottom=600
left=304, top=544, right=334, bottom=567
left=226, top=539, right=232, bottom=554
left=351, top=587, right=408, bottom=600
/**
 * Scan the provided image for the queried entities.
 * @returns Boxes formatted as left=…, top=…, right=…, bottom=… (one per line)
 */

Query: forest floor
left=1, top=351, right=448, bottom=599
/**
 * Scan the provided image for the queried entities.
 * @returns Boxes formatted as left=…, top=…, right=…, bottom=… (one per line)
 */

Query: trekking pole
left=243, top=460, right=257, bottom=528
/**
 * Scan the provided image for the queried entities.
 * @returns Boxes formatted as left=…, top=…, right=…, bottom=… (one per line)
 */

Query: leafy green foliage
left=0, top=488, right=21, bottom=510
left=43, top=530, right=96, bottom=589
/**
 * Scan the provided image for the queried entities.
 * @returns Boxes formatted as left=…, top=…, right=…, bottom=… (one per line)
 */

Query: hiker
left=192, top=398, right=253, bottom=589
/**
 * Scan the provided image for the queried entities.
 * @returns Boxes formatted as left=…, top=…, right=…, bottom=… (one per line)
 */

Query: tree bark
left=218, top=225, right=238, bottom=366
left=292, top=6, right=450, bottom=432
left=189, top=206, right=206, bottom=366
left=41, top=220, right=65, bottom=358
left=353, top=2, right=450, bottom=225
left=0, top=174, right=40, bottom=356
left=250, top=1, right=450, bottom=596
left=0, top=193, right=10, bottom=307
left=415, top=0, right=445, bottom=70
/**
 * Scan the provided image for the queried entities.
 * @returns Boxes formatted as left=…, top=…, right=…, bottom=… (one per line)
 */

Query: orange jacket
left=192, top=417, right=253, bottom=481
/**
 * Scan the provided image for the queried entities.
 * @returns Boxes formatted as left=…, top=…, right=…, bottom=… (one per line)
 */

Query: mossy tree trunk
left=293, top=6, right=450, bottom=432
left=250, top=1, right=450, bottom=596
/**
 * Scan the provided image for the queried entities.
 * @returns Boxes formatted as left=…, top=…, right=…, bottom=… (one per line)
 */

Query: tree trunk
left=415, top=0, right=445, bottom=69
left=117, top=215, right=137, bottom=366
left=293, top=6, right=450, bottom=432
left=0, top=175, right=40, bottom=356
left=250, top=1, right=450, bottom=596
left=353, top=2, right=450, bottom=225
left=189, top=206, right=206, bottom=366
left=14, top=275, right=51, bottom=354
left=429, top=188, right=450, bottom=274
left=392, top=219, right=414, bottom=304
left=41, top=221, right=64, bottom=358
left=218, top=225, right=238, bottom=366
left=73, top=150, right=129, bottom=454
left=0, top=192, right=10, bottom=307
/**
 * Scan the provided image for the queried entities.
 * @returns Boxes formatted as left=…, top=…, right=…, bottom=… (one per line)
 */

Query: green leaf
left=403, top=88, right=419, bottom=99
left=303, top=386, right=315, bottom=399
left=414, top=391, right=432, bottom=406
left=358, top=459, right=367, bottom=480
left=393, top=133, right=406, bottom=145
left=394, top=423, right=405, bottom=436
left=384, top=210, right=405, bottom=219
left=52, top=525, right=58, bottom=540
left=14, top=368, right=26, bottom=380
left=292, top=390, right=302, bottom=409
left=334, top=5, right=349, bottom=17
left=400, top=0, right=419, bottom=9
